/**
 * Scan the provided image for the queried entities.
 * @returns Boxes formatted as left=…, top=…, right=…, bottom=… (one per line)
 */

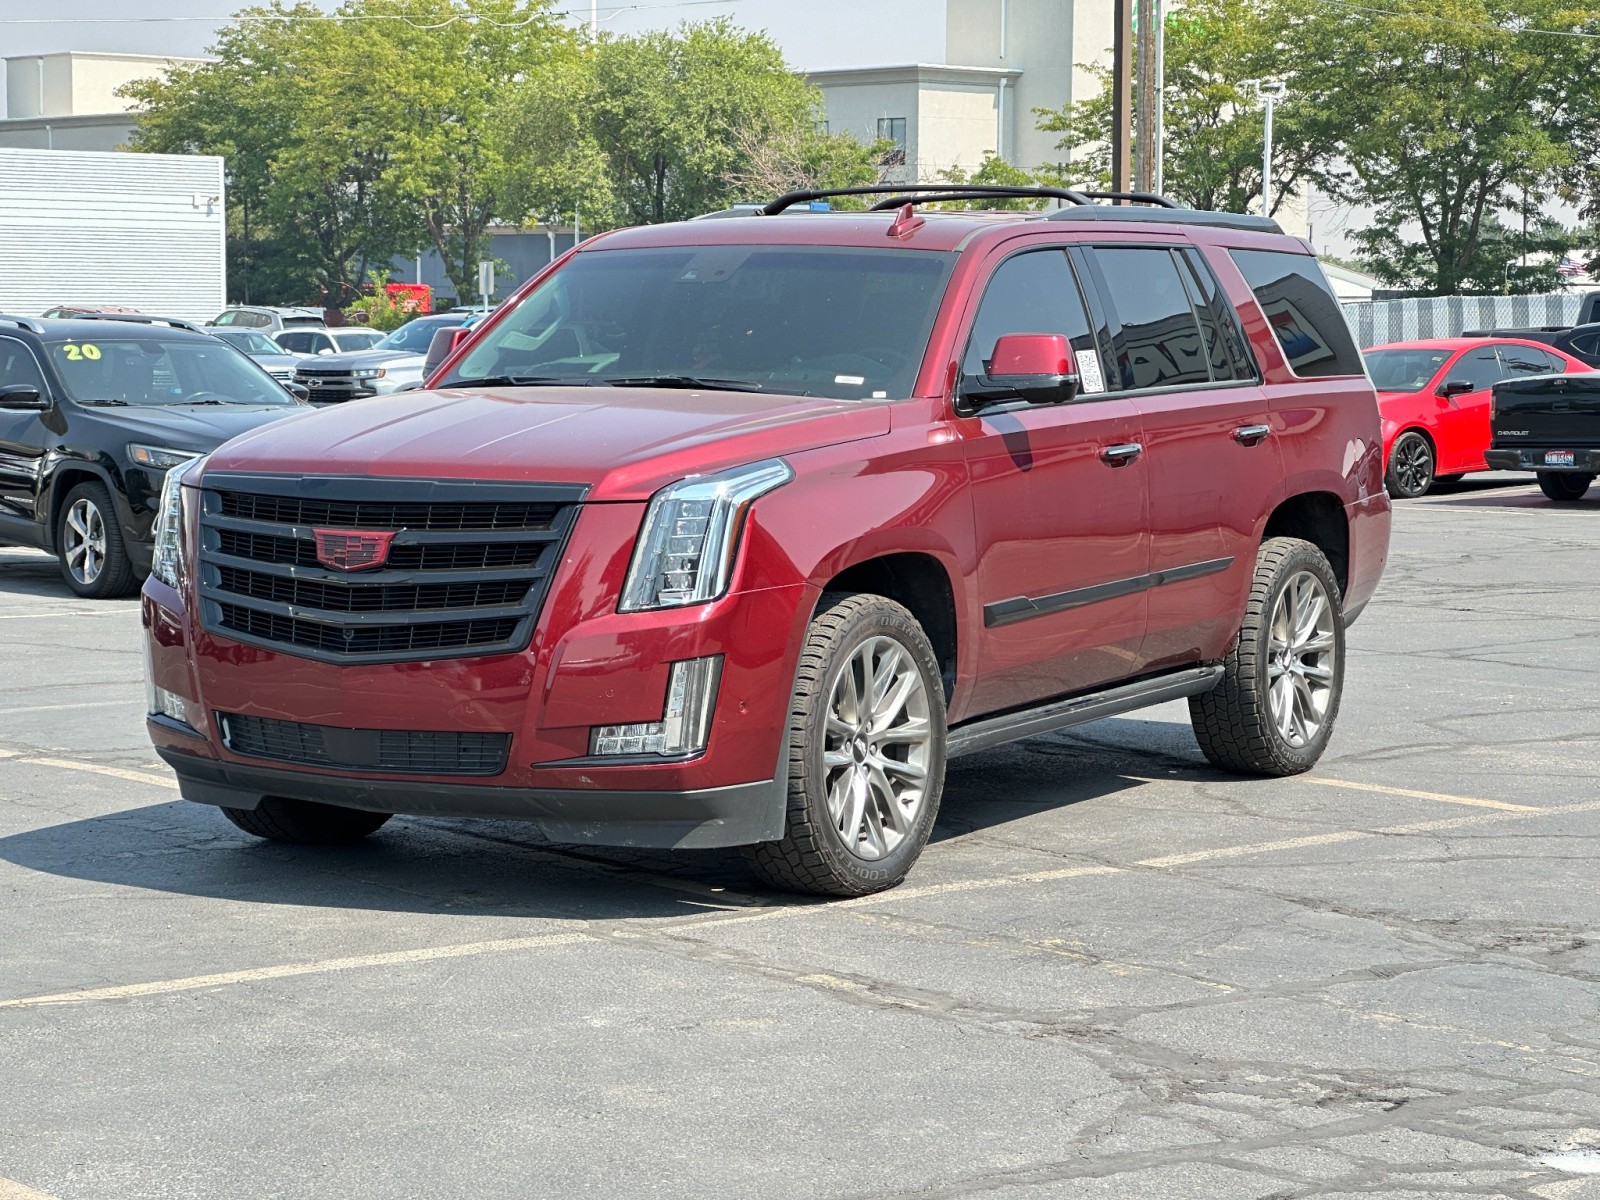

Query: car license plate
left=1545, top=450, right=1575, bottom=466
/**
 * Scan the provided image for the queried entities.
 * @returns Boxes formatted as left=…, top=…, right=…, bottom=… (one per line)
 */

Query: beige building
left=0, top=52, right=205, bottom=152
left=809, top=0, right=1112, bottom=183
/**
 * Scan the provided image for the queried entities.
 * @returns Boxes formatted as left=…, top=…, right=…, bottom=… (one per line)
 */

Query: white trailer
left=0, top=147, right=225, bottom=322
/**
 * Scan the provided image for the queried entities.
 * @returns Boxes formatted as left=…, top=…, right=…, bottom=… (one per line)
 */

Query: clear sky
left=0, top=0, right=942, bottom=115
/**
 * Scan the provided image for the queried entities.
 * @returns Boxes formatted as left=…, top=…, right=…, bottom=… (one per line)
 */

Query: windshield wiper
left=77, top=398, right=129, bottom=407
left=602, top=375, right=767, bottom=393
left=449, top=375, right=604, bottom=389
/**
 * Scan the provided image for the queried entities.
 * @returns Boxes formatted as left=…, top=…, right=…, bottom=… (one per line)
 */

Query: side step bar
left=946, top=665, right=1224, bottom=760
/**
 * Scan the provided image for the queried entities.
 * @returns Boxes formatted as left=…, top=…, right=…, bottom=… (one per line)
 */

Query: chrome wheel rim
left=1267, top=571, right=1337, bottom=749
left=64, top=498, right=106, bottom=585
left=1393, top=436, right=1432, bottom=495
left=822, top=635, right=932, bottom=861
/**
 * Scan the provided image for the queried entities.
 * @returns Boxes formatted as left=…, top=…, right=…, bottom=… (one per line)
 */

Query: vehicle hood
left=250, top=353, right=302, bottom=372
left=299, top=349, right=418, bottom=370
left=104, top=403, right=309, bottom=453
left=204, top=386, right=893, bottom=500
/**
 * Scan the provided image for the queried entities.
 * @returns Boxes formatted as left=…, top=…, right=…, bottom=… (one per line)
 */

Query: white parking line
left=1302, top=777, right=1540, bottom=812
left=0, top=1176, right=62, bottom=1200
left=0, top=609, right=134, bottom=620
left=0, top=701, right=134, bottom=717
left=17, top=758, right=175, bottom=789
left=0, top=932, right=593, bottom=1011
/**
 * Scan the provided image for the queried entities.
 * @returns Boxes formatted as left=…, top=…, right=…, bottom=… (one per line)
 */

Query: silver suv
left=207, top=306, right=326, bottom=334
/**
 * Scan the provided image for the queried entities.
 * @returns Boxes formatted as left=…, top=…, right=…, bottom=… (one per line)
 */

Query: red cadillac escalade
left=142, top=185, right=1390, bottom=896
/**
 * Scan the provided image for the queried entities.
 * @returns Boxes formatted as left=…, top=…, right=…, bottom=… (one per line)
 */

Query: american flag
left=1557, top=254, right=1586, bottom=278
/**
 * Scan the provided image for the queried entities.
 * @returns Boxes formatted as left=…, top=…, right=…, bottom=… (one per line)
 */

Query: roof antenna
left=887, top=202, right=925, bottom=239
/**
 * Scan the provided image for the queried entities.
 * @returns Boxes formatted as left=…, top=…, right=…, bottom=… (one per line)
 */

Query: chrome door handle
left=1100, top=442, right=1143, bottom=466
left=1233, top=424, right=1271, bottom=446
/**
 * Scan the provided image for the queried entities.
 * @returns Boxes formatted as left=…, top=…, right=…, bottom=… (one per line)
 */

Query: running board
left=946, top=665, right=1224, bottom=759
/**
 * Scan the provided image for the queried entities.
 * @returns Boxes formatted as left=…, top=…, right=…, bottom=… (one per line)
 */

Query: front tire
left=222, top=797, right=392, bottom=844
left=56, top=481, right=137, bottom=598
left=1537, top=472, right=1593, bottom=502
left=743, top=593, right=946, bottom=897
left=1385, top=431, right=1435, bottom=499
left=1189, top=538, right=1345, bottom=776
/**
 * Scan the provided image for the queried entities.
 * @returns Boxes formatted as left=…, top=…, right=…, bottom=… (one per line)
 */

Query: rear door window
left=962, top=249, right=1107, bottom=394
left=1092, top=247, right=1211, bottom=389
left=1228, top=249, right=1365, bottom=378
left=1495, top=344, right=1559, bottom=380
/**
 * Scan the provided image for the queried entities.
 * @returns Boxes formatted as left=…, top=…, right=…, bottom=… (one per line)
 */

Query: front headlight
left=619, top=459, right=793, bottom=612
left=353, top=368, right=385, bottom=379
left=151, top=455, right=207, bottom=588
left=128, top=444, right=200, bottom=472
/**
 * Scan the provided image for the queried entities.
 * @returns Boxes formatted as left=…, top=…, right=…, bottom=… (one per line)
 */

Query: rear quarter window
left=1229, top=249, right=1364, bottom=378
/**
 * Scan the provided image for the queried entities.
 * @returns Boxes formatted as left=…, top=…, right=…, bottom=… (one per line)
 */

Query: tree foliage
left=1298, top=0, right=1598, bottom=295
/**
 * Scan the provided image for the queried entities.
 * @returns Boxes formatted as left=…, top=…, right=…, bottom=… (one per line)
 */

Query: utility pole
left=1152, top=0, right=1165, bottom=195
left=1111, top=0, right=1133, bottom=196
left=1134, top=0, right=1158, bottom=193
left=1258, top=81, right=1286, bottom=216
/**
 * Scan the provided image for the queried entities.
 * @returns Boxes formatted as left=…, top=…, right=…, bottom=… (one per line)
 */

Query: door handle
left=1232, top=424, right=1271, bottom=446
left=1100, top=442, right=1143, bottom=466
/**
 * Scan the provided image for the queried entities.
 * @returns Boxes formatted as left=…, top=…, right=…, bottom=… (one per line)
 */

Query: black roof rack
left=66, top=313, right=208, bottom=335
left=0, top=313, right=46, bottom=334
left=754, top=183, right=1278, bottom=233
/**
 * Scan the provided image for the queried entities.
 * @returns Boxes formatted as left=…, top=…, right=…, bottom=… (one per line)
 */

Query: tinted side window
left=0, top=336, right=49, bottom=393
left=278, top=332, right=314, bottom=353
left=1563, top=331, right=1600, bottom=359
left=963, top=249, right=1107, bottom=394
left=1451, top=347, right=1504, bottom=391
left=1495, top=344, right=1556, bottom=380
left=1228, top=249, right=1364, bottom=378
left=1180, top=249, right=1256, bottom=381
left=1094, top=247, right=1210, bottom=389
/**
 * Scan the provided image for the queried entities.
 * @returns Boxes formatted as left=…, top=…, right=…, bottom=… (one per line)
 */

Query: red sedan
left=1364, top=337, right=1593, bottom=497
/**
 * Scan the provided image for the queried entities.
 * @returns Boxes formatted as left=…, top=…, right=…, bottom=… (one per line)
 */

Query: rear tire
left=1537, top=472, right=1593, bottom=502
left=56, top=481, right=137, bottom=599
left=222, top=796, right=392, bottom=844
left=1189, top=538, right=1345, bottom=776
left=1385, top=431, right=1435, bottom=499
left=743, top=593, right=946, bottom=897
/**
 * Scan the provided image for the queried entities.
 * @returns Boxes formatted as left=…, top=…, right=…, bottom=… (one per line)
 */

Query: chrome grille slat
left=197, top=474, right=585, bottom=664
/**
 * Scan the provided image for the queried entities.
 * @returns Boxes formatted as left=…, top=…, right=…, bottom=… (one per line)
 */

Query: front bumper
left=156, top=737, right=787, bottom=849
left=1485, top=447, right=1600, bottom=473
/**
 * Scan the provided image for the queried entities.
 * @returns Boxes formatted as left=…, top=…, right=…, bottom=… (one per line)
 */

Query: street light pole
left=1258, top=80, right=1286, bottom=216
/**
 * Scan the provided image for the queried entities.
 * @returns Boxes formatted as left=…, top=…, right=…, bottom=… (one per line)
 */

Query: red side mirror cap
left=989, top=333, right=1076, bottom=378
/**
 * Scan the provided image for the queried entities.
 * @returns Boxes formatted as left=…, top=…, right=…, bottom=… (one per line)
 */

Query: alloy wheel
left=821, top=635, right=933, bottom=861
left=1392, top=435, right=1433, bottom=496
left=1266, top=571, right=1337, bottom=749
left=63, top=497, right=106, bottom=586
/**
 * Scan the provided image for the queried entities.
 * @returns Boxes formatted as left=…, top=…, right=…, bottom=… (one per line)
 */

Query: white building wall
left=0, top=148, right=226, bottom=320
left=917, top=82, right=1000, bottom=178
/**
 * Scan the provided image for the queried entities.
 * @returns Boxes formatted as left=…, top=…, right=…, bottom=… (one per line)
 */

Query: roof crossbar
left=69, top=313, right=207, bottom=335
left=0, top=313, right=45, bottom=334
left=763, top=183, right=1101, bottom=214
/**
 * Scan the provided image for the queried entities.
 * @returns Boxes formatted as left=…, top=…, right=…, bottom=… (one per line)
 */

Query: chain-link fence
left=1341, top=293, right=1583, bottom=348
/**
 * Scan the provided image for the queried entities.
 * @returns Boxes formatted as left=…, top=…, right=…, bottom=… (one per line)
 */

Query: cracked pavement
left=1, top=476, right=1597, bottom=1199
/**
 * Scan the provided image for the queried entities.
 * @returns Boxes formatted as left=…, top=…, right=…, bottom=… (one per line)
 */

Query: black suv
left=0, top=315, right=308, bottom=598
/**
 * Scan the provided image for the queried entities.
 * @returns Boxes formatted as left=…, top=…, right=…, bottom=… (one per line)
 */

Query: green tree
left=1030, top=0, right=1335, bottom=215
left=1300, top=0, right=1597, bottom=294
left=583, top=20, right=832, bottom=225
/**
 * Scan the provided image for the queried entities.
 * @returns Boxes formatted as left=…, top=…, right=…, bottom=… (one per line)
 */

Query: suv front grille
left=219, top=712, right=510, bottom=775
left=197, top=474, right=586, bottom=664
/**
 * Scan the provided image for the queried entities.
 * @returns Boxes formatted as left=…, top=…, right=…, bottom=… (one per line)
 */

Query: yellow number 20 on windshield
left=58, top=343, right=102, bottom=362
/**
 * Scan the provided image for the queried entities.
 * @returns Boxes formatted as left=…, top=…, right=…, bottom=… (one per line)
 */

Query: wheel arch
left=818, top=552, right=959, bottom=702
left=45, top=463, right=122, bottom=552
left=1261, top=491, right=1349, bottom=598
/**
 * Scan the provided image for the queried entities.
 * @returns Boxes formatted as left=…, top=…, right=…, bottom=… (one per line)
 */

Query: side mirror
left=284, top=382, right=310, bottom=401
left=961, top=334, right=1080, bottom=410
left=0, top=384, right=48, bottom=411
left=1437, top=378, right=1475, bottom=399
left=423, top=327, right=474, bottom=380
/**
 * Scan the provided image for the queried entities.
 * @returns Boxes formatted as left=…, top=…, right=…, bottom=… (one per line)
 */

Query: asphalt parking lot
left=2, top=476, right=1598, bottom=1200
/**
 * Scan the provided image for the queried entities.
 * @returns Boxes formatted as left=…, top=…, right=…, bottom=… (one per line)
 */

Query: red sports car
left=1364, top=337, right=1593, bottom=497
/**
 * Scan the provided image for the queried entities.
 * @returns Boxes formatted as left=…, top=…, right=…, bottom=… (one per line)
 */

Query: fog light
left=590, top=656, right=723, bottom=758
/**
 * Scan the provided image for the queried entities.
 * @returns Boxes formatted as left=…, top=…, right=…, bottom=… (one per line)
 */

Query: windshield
left=441, top=245, right=957, bottom=400
left=1364, top=347, right=1452, bottom=393
left=213, top=329, right=283, bottom=355
left=377, top=318, right=460, bottom=354
left=45, top=337, right=297, bottom=407
left=332, top=329, right=384, bottom=351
